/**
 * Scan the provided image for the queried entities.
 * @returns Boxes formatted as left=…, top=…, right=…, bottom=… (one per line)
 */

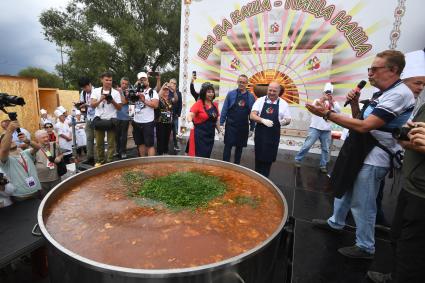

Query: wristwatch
left=323, top=110, right=335, bottom=121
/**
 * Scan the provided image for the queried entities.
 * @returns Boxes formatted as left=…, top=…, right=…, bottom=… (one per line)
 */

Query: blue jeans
left=295, top=127, right=331, bottom=167
left=327, top=164, right=389, bottom=253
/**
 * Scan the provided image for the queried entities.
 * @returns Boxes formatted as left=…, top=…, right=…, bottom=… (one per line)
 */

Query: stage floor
left=1, top=139, right=397, bottom=283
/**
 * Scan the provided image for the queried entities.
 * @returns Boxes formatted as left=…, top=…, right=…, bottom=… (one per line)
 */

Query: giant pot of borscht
left=38, top=156, right=288, bottom=283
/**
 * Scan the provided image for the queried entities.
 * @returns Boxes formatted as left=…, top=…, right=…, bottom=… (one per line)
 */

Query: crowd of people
left=1, top=48, right=425, bottom=282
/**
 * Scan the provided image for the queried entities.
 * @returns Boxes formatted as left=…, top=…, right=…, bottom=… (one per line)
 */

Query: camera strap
left=18, top=154, right=29, bottom=174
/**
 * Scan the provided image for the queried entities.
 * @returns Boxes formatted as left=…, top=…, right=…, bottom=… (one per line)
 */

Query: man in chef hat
left=294, top=82, right=341, bottom=173
left=40, top=109, right=52, bottom=128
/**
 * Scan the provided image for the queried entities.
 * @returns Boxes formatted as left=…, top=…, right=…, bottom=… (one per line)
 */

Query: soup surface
left=45, top=162, right=284, bottom=269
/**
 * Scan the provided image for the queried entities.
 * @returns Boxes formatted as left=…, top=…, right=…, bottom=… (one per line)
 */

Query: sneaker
left=338, top=245, right=374, bottom=259
left=312, top=219, right=342, bottom=233
left=320, top=166, right=328, bottom=173
left=121, top=153, right=127, bottom=159
left=174, top=146, right=181, bottom=151
left=366, top=271, right=392, bottom=283
left=294, top=160, right=301, bottom=168
left=94, top=163, right=103, bottom=168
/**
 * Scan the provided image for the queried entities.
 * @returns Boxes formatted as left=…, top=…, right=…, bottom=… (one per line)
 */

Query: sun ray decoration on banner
left=191, top=0, right=386, bottom=113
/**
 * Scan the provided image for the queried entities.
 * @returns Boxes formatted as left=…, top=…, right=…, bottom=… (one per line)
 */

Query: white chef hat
left=57, top=106, right=67, bottom=113
left=54, top=109, right=64, bottom=118
left=75, top=110, right=81, bottom=115
left=323, top=82, right=334, bottom=94
left=401, top=50, right=425, bottom=80
left=40, top=109, right=47, bottom=114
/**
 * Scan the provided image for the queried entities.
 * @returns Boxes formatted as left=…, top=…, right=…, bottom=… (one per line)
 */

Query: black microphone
left=344, top=80, right=367, bottom=107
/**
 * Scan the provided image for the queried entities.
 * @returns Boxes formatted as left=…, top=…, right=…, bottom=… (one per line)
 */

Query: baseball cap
left=137, top=72, right=148, bottom=79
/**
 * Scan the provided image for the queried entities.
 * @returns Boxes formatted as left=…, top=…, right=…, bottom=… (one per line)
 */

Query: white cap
left=40, top=109, right=47, bottom=114
left=137, top=72, right=148, bottom=79
left=323, top=82, right=334, bottom=94
left=401, top=50, right=425, bottom=79
left=75, top=110, right=81, bottom=115
left=54, top=109, right=64, bottom=118
left=58, top=106, right=67, bottom=113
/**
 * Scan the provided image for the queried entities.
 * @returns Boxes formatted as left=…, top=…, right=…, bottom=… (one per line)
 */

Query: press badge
left=47, top=161, right=55, bottom=170
left=25, top=176, right=36, bottom=188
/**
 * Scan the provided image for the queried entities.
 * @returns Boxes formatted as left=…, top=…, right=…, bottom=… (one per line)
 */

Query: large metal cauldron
left=38, top=156, right=288, bottom=283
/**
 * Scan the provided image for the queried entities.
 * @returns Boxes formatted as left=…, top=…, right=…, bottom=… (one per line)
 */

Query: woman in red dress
left=186, top=83, right=221, bottom=158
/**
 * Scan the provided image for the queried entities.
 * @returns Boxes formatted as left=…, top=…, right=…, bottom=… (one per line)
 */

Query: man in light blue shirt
left=0, top=120, right=41, bottom=199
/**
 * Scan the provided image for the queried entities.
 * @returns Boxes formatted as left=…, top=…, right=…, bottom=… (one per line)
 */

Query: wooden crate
left=58, top=90, right=80, bottom=113
left=39, top=88, right=59, bottom=116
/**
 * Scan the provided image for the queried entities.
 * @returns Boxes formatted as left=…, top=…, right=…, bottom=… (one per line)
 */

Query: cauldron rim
left=37, top=156, right=288, bottom=278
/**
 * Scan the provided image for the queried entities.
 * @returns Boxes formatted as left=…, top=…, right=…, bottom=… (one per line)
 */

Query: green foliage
left=137, top=172, right=227, bottom=210
left=39, top=0, right=181, bottom=89
left=18, top=67, right=63, bottom=88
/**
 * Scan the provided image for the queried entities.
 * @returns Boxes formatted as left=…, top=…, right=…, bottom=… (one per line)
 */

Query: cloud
left=0, top=0, right=65, bottom=75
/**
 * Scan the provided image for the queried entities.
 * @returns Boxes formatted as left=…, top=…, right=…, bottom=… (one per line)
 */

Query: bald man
left=250, top=82, right=291, bottom=177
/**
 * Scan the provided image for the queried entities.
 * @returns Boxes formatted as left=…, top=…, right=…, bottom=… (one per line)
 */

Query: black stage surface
left=1, top=140, right=398, bottom=282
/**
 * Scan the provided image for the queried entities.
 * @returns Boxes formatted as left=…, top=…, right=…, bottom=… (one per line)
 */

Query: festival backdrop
left=179, top=0, right=425, bottom=151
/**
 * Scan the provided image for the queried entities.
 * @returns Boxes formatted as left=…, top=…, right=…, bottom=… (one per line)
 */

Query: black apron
left=331, top=80, right=403, bottom=198
left=224, top=92, right=250, bottom=147
left=254, top=99, right=280, bottom=162
left=194, top=104, right=218, bottom=158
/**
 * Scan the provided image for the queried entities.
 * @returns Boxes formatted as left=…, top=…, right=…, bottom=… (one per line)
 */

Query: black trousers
left=391, top=189, right=425, bottom=282
left=156, top=123, right=172, bottom=155
left=255, top=160, right=272, bottom=178
left=223, top=144, right=243, bottom=164
left=172, top=116, right=179, bottom=147
left=115, top=119, right=130, bottom=155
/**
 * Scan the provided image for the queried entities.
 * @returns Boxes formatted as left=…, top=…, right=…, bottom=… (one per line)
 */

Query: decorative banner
left=179, top=0, right=423, bottom=149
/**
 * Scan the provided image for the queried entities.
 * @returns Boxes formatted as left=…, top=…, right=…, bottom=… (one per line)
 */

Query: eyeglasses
left=44, top=126, right=53, bottom=129
left=367, top=66, right=388, bottom=73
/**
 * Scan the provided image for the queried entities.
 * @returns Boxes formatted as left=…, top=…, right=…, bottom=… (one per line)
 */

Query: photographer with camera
left=132, top=72, right=159, bottom=157
left=34, top=129, right=63, bottom=196
left=1, top=119, right=31, bottom=151
left=115, top=77, right=130, bottom=159
left=167, top=78, right=182, bottom=151
left=306, top=50, right=415, bottom=259
left=0, top=171, right=15, bottom=208
left=90, top=71, right=122, bottom=166
left=77, top=77, right=95, bottom=165
left=0, top=120, right=41, bottom=200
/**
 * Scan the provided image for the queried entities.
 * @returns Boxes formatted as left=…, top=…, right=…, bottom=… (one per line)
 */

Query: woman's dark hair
left=199, top=83, right=215, bottom=103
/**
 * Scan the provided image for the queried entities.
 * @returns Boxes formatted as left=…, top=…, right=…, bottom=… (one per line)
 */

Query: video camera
left=127, top=83, right=146, bottom=104
left=0, top=93, right=26, bottom=133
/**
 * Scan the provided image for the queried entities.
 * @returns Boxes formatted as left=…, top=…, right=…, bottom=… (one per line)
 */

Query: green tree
left=18, top=67, right=63, bottom=88
left=39, top=0, right=181, bottom=88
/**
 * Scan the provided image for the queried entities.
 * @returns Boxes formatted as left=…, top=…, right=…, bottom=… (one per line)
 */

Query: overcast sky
left=0, top=0, right=67, bottom=75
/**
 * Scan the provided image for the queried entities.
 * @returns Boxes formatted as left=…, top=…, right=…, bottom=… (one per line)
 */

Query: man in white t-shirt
left=132, top=72, right=159, bottom=156
left=295, top=83, right=341, bottom=173
left=90, top=71, right=122, bottom=166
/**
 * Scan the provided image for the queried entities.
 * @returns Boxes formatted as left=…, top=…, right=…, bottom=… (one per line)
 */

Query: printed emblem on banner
left=306, top=56, right=321, bottom=71
left=266, top=107, right=274, bottom=114
left=269, top=22, right=279, bottom=34
left=238, top=99, right=246, bottom=107
left=230, top=58, right=240, bottom=70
